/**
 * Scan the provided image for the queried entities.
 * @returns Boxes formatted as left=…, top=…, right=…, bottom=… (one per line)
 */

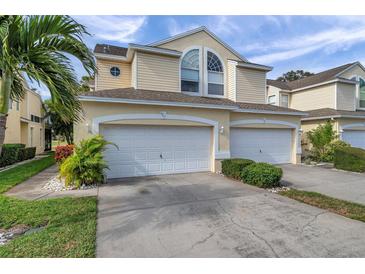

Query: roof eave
left=148, top=26, right=248, bottom=62
left=78, top=95, right=237, bottom=110
left=237, top=62, right=273, bottom=72
left=302, top=114, right=365, bottom=121
left=233, top=108, right=307, bottom=116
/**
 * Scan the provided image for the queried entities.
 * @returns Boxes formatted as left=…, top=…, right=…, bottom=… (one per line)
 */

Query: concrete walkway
left=281, top=164, right=365, bottom=205
left=5, top=165, right=97, bottom=200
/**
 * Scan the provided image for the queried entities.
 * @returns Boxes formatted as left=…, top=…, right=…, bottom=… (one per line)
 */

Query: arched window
left=360, top=77, right=365, bottom=108
left=181, top=49, right=200, bottom=93
left=207, top=51, right=224, bottom=96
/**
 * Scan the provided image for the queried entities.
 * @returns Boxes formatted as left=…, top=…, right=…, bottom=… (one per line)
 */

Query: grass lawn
left=0, top=154, right=56, bottom=194
left=0, top=154, right=97, bottom=258
left=280, top=189, right=365, bottom=223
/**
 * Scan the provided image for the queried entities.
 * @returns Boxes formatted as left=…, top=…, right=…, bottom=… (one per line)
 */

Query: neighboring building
left=4, top=85, right=46, bottom=154
left=75, top=26, right=306, bottom=179
left=267, top=62, right=365, bottom=152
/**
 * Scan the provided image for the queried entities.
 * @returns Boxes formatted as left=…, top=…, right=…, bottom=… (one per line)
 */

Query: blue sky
left=33, top=15, right=365, bottom=98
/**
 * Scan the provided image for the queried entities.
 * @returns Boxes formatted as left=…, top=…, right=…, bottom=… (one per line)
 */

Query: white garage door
left=342, top=130, right=365, bottom=149
left=230, top=128, right=292, bottom=164
left=101, top=125, right=211, bottom=178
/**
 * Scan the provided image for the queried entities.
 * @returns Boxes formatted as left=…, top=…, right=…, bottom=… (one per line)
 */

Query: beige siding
left=235, top=67, right=266, bottom=104
left=339, top=64, right=365, bottom=79
left=131, top=54, right=137, bottom=88
left=290, top=83, right=336, bottom=111
left=136, top=52, right=180, bottom=92
left=96, top=59, right=131, bottom=90
left=4, top=89, right=45, bottom=154
left=267, top=85, right=280, bottom=106
left=227, top=61, right=236, bottom=101
left=336, top=82, right=356, bottom=111
left=157, top=30, right=242, bottom=98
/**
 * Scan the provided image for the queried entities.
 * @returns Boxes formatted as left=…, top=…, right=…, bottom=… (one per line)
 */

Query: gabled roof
left=286, top=62, right=356, bottom=90
left=303, top=108, right=365, bottom=120
left=267, top=62, right=361, bottom=91
left=267, top=79, right=291, bottom=90
left=148, top=26, right=248, bottom=62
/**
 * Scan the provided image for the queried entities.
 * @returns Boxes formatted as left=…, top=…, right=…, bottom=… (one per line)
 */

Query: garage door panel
left=231, top=128, right=292, bottom=164
left=343, top=131, right=365, bottom=149
left=101, top=125, right=211, bottom=178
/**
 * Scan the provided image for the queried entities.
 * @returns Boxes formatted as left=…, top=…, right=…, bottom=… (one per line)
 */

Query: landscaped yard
left=0, top=154, right=97, bottom=257
left=279, top=189, right=365, bottom=223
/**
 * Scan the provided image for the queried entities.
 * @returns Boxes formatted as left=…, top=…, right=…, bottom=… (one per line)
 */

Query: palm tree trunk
left=0, top=71, right=13, bottom=153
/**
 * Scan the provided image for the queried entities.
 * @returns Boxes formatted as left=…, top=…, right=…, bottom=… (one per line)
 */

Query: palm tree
left=0, top=15, right=96, bottom=152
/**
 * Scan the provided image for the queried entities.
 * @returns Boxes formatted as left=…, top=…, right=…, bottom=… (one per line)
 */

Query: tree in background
left=80, top=75, right=95, bottom=92
left=44, top=99, right=74, bottom=145
left=277, top=70, right=314, bottom=82
left=0, top=15, right=96, bottom=152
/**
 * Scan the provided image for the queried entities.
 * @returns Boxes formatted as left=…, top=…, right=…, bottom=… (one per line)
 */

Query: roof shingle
left=94, top=44, right=128, bottom=57
left=80, top=87, right=305, bottom=114
left=305, top=108, right=365, bottom=119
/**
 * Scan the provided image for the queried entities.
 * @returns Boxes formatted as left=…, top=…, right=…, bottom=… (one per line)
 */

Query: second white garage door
left=342, top=130, right=365, bottom=149
left=230, top=128, right=292, bottom=164
left=101, top=125, right=211, bottom=178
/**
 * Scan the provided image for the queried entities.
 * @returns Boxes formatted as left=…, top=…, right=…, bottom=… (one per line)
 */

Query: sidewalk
left=5, top=165, right=97, bottom=200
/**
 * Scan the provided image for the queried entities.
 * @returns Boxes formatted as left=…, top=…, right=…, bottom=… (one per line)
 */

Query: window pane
left=207, top=51, right=223, bottom=72
left=281, top=95, right=289, bottom=107
left=208, top=83, right=224, bottom=95
left=208, top=71, right=223, bottom=84
left=360, top=78, right=365, bottom=108
left=181, top=49, right=199, bottom=69
left=268, top=95, right=276, bottom=104
left=181, top=68, right=199, bottom=82
left=181, top=80, right=199, bottom=93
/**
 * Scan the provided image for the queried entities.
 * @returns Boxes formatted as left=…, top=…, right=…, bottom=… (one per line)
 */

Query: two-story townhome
left=267, top=62, right=365, bottom=152
left=4, top=83, right=47, bottom=154
left=75, top=26, right=306, bottom=179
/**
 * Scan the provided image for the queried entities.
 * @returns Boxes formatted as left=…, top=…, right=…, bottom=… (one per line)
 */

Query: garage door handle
left=160, top=154, right=163, bottom=159
left=260, top=149, right=262, bottom=153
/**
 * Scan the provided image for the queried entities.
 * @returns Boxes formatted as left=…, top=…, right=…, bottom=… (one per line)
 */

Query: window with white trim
left=360, top=77, right=365, bottom=108
left=268, top=95, right=276, bottom=105
left=181, top=49, right=200, bottom=93
left=280, top=94, right=289, bottom=108
left=207, top=51, right=224, bottom=96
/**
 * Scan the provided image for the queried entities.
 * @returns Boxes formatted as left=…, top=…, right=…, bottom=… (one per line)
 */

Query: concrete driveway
left=97, top=172, right=365, bottom=257
left=281, top=164, right=365, bottom=204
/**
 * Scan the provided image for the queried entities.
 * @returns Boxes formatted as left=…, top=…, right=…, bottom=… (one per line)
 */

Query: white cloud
left=74, top=16, right=147, bottom=43
left=208, top=16, right=240, bottom=36
left=249, top=23, right=365, bottom=64
left=166, top=18, right=200, bottom=36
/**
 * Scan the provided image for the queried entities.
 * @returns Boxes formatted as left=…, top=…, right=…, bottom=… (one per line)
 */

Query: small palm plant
left=60, top=135, right=117, bottom=188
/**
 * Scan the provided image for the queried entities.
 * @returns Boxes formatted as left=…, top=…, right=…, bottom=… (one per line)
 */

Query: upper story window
left=31, top=114, right=41, bottom=123
left=280, top=94, right=289, bottom=108
left=181, top=49, right=200, bottom=93
left=360, top=78, right=365, bottom=108
left=268, top=95, right=276, bottom=105
left=207, top=51, right=224, bottom=96
left=110, top=66, right=120, bottom=77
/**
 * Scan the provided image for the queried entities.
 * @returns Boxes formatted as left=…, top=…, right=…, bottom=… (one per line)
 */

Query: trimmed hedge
left=0, top=144, right=36, bottom=167
left=241, top=163, right=283, bottom=188
left=0, top=144, right=25, bottom=167
left=334, top=147, right=365, bottom=173
left=221, top=158, right=255, bottom=179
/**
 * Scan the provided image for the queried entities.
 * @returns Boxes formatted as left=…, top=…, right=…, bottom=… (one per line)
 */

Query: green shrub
left=334, top=147, right=365, bottom=173
left=221, top=158, right=255, bottom=179
left=307, top=121, right=338, bottom=161
left=240, top=163, right=283, bottom=188
left=60, top=135, right=117, bottom=188
left=322, top=140, right=350, bottom=162
left=17, top=147, right=36, bottom=161
left=0, top=143, right=25, bottom=167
